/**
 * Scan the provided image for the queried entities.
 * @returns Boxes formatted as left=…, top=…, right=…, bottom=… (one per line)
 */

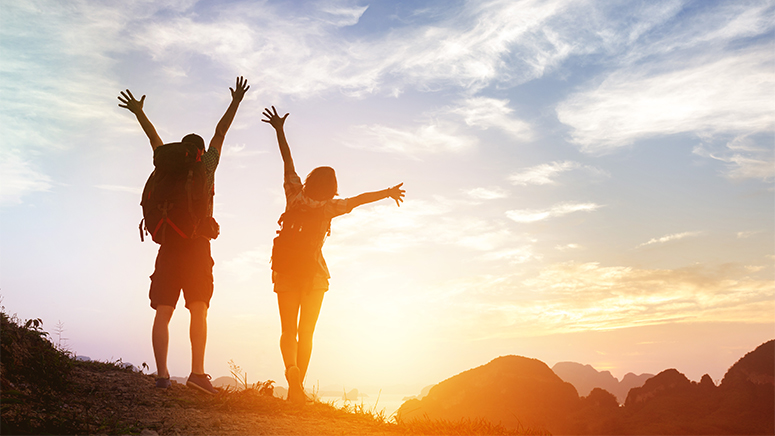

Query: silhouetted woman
left=262, top=106, right=405, bottom=404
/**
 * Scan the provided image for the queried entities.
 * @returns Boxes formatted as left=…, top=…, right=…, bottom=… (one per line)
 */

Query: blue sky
left=1, top=0, right=773, bottom=393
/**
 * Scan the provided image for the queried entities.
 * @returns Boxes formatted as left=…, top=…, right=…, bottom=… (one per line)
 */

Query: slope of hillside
left=0, top=309, right=403, bottom=435
left=3, top=359, right=406, bottom=435
left=0, top=308, right=538, bottom=435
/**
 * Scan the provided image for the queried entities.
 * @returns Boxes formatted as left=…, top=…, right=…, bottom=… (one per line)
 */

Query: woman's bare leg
left=297, top=290, right=325, bottom=383
left=277, top=291, right=302, bottom=370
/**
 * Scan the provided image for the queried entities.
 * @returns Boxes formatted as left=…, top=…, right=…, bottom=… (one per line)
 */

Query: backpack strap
left=151, top=202, right=190, bottom=243
left=184, top=169, right=201, bottom=237
left=139, top=218, right=146, bottom=242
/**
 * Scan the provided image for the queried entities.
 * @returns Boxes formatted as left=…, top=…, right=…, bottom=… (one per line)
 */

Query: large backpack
left=271, top=206, right=329, bottom=280
left=139, top=142, right=219, bottom=244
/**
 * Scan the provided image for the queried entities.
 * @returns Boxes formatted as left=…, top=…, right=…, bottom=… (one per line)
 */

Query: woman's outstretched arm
left=348, top=183, right=405, bottom=210
left=262, top=106, right=294, bottom=175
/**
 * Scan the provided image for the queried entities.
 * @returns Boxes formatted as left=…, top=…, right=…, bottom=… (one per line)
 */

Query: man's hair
left=304, top=166, right=338, bottom=201
left=181, top=133, right=205, bottom=150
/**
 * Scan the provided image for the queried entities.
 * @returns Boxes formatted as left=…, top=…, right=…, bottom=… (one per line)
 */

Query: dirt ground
left=4, top=362, right=403, bottom=435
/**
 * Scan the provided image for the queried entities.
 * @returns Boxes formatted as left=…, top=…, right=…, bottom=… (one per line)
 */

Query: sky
left=1, top=0, right=773, bottom=395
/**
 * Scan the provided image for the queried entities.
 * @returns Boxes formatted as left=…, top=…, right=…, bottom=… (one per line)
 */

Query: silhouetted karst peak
left=699, top=373, right=715, bottom=389
left=581, top=387, right=619, bottom=410
left=620, top=340, right=774, bottom=434
left=552, top=361, right=653, bottom=404
left=397, top=355, right=579, bottom=433
left=624, top=368, right=691, bottom=408
left=720, top=339, right=774, bottom=388
left=398, top=341, right=774, bottom=435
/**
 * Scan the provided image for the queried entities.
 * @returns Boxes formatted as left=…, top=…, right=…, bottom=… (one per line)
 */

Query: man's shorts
left=149, top=238, right=214, bottom=309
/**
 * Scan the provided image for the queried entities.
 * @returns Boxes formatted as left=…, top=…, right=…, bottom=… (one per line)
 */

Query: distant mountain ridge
left=397, top=340, right=774, bottom=435
left=552, top=361, right=653, bottom=403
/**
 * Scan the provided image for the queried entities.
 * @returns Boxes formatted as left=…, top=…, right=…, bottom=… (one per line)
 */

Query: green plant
left=53, top=319, right=70, bottom=352
left=228, top=359, right=250, bottom=390
left=0, top=306, right=76, bottom=434
left=227, top=359, right=275, bottom=396
left=0, top=308, right=73, bottom=393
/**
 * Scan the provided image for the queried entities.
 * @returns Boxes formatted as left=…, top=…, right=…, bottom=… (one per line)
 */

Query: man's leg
left=185, top=300, right=218, bottom=394
left=188, top=301, right=208, bottom=375
left=152, top=305, right=175, bottom=378
left=181, top=238, right=213, bottom=379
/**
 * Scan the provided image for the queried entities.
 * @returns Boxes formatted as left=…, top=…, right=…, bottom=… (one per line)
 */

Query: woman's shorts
left=272, top=271, right=329, bottom=294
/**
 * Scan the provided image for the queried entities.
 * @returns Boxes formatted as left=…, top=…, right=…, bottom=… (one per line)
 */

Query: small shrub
left=0, top=309, right=72, bottom=394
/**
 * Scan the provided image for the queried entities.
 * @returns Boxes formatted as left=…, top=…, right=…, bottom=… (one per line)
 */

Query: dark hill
left=620, top=339, right=774, bottom=436
left=721, top=339, right=774, bottom=387
left=397, top=355, right=580, bottom=433
left=552, top=361, right=653, bottom=403
left=398, top=340, right=775, bottom=435
left=716, top=339, right=775, bottom=435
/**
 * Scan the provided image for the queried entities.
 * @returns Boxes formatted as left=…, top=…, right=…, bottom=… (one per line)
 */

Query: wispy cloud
left=222, top=143, right=268, bottom=158
left=1, top=2, right=130, bottom=148
left=463, top=187, right=508, bottom=200
left=693, top=134, right=775, bottom=181
left=436, top=261, right=775, bottom=338
left=326, top=196, right=521, bottom=258
left=506, top=202, right=602, bottom=223
left=1, top=1, right=136, bottom=204
left=508, top=161, right=609, bottom=185
left=517, top=261, right=775, bottom=331
left=347, top=122, right=477, bottom=156
left=480, top=246, right=539, bottom=264
left=556, top=0, right=775, bottom=156
left=509, top=161, right=578, bottom=185
left=318, top=3, right=370, bottom=27
left=737, top=231, right=762, bottom=239
left=0, top=151, right=53, bottom=206
left=447, top=97, right=532, bottom=140
left=636, top=231, right=702, bottom=248
left=349, top=96, right=533, bottom=157
left=126, top=0, right=623, bottom=98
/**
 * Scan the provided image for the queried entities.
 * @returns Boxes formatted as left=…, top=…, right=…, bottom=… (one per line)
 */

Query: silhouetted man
left=118, top=77, right=249, bottom=393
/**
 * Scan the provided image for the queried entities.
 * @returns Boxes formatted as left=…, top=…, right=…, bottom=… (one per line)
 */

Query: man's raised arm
left=117, top=89, right=163, bottom=151
left=209, top=76, right=250, bottom=155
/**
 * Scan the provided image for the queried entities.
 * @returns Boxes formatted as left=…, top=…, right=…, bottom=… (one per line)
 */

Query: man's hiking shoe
left=155, top=377, right=171, bottom=389
left=186, top=373, right=217, bottom=394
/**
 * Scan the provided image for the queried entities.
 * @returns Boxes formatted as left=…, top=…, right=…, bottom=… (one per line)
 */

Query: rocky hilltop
left=398, top=355, right=578, bottom=433
left=623, top=339, right=775, bottom=434
left=397, top=340, right=775, bottom=435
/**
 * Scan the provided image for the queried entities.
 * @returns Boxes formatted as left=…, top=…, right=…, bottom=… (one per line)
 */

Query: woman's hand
left=262, top=106, right=289, bottom=130
left=387, top=183, right=405, bottom=206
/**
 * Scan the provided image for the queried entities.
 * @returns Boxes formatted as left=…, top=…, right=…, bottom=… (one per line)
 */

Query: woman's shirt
left=283, top=169, right=351, bottom=279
